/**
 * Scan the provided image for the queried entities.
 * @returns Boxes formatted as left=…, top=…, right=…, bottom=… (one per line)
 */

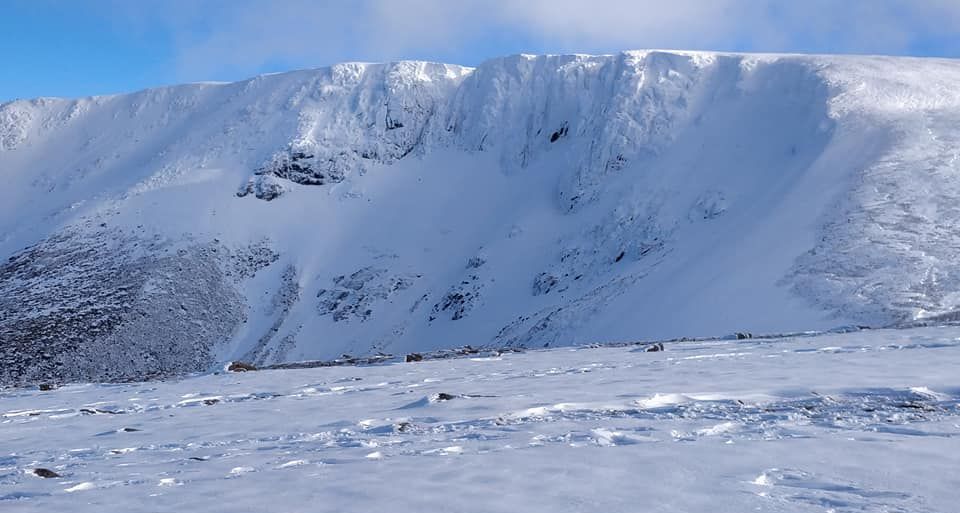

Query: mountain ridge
left=6, top=48, right=960, bottom=105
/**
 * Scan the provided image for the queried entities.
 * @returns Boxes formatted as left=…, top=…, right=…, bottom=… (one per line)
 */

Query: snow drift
left=2, top=50, right=960, bottom=383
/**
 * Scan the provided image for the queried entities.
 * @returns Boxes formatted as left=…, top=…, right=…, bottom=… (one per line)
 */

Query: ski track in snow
left=2, top=326, right=959, bottom=512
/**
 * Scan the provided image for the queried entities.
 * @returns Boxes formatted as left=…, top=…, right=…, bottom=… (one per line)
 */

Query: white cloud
left=446, top=0, right=960, bottom=55
left=104, top=0, right=960, bottom=80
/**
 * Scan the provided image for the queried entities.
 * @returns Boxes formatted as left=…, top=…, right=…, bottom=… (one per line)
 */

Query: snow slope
left=3, top=51, right=960, bottom=383
left=1, top=327, right=959, bottom=512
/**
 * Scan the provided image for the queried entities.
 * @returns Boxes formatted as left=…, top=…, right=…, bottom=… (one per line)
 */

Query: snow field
left=2, top=326, right=959, bottom=512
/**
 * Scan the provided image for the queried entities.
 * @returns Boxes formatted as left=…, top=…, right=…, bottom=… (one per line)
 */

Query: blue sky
left=3, top=0, right=960, bottom=101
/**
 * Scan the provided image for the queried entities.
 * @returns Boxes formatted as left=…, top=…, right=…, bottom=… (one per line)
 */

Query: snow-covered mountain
left=3, top=50, right=960, bottom=384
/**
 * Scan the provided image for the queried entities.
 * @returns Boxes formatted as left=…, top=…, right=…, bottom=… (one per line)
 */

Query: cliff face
left=3, top=51, right=960, bottom=384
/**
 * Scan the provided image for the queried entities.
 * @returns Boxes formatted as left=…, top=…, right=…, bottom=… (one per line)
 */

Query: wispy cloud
left=102, top=0, right=960, bottom=80
left=426, top=0, right=960, bottom=56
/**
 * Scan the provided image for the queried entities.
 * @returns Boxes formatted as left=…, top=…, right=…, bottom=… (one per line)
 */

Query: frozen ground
left=2, top=326, right=959, bottom=512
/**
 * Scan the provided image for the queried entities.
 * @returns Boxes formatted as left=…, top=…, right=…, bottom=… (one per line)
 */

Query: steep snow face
left=0, top=61, right=470, bottom=252
left=238, top=61, right=470, bottom=198
left=2, top=51, right=960, bottom=383
left=444, top=52, right=724, bottom=210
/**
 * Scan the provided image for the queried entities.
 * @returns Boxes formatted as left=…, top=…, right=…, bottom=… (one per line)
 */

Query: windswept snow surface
left=4, top=51, right=960, bottom=382
left=2, top=327, right=959, bottom=512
